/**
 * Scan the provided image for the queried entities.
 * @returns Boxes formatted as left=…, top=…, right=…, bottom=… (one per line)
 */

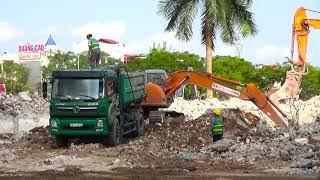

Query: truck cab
left=43, top=67, right=146, bottom=147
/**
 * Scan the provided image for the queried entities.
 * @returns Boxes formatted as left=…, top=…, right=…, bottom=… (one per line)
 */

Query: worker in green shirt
left=87, top=34, right=101, bottom=69
left=211, top=109, right=224, bottom=142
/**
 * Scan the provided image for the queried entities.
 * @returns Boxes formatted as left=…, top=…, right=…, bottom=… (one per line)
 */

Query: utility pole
left=1, top=52, right=7, bottom=74
left=77, top=53, right=80, bottom=70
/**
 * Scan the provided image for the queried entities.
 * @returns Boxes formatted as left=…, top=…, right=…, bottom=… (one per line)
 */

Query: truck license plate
left=70, top=123, right=83, bottom=128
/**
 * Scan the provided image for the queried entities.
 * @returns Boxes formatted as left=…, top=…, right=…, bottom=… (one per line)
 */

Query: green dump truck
left=42, top=67, right=146, bottom=147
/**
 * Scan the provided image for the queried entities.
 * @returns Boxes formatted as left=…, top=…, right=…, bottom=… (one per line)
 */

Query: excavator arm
left=161, top=71, right=288, bottom=127
left=292, top=8, right=320, bottom=66
left=270, top=7, right=320, bottom=104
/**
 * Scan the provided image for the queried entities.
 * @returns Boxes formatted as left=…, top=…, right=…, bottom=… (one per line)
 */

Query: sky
left=0, top=0, right=319, bottom=66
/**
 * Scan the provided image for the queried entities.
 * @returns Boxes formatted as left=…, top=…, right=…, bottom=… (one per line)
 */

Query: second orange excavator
left=270, top=7, right=320, bottom=104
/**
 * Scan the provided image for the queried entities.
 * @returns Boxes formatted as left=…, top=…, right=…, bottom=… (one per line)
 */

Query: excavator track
left=148, top=111, right=165, bottom=124
left=148, top=110, right=184, bottom=124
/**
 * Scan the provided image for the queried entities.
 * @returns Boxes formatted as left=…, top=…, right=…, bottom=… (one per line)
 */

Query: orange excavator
left=270, top=7, right=320, bottom=104
left=141, top=7, right=320, bottom=128
left=142, top=70, right=288, bottom=127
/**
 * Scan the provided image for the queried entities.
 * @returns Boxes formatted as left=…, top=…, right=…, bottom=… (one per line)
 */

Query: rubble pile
left=0, top=126, right=54, bottom=155
left=110, top=112, right=320, bottom=174
left=111, top=110, right=260, bottom=167
left=0, top=92, right=48, bottom=117
left=0, top=149, right=18, bottom=164
left=0, top=135, right=18, bottom=164
left=280, top=95, right=320, bottom=124
left=168, top=96, right=320, bottom=126
left=16, top=126, right=54, bottom=150
left=0, top=92, right=49, bottom=133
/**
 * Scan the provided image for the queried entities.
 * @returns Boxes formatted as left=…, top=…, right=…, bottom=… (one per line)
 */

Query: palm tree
left=158, top=0, right=257, bottom=98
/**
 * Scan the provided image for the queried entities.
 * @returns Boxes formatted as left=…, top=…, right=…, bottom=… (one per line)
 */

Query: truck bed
left=119, top=71, right=146, bottom=108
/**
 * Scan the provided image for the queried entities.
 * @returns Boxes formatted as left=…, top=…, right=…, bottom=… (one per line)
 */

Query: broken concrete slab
left=18, top=91, right=32, bottom=101
left=309, top=136, right=320, bottom=145
left=294, top=138, right=309, bottom=145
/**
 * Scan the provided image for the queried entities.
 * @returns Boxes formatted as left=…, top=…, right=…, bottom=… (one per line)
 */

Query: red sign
left=0, top=84, right=6, bottom=95
left=18, top=43, right=45, bottom=52
left=18, top=43, right=44, bottom=60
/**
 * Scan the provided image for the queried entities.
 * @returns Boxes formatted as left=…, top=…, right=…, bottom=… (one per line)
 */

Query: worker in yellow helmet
left=211, top=109, right=224, bottom=142
left=87, top=34, right=101, bottom=69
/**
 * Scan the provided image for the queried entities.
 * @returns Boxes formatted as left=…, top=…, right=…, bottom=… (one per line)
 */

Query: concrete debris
left=0, top=94, right=49, bottom=133
left=0, top=149, right=17, bottom=164
left=205, top=138, right=234, bottom=152
left=294, top=138, right=309, bottom=145
left=18, top=91, right=32, bottom=101
left=309, top=136, right=320, bottom=145
left=0, top=140, right=12, bottom=145
left=41, top=155, right=79, bottom=166
left=168, top=96, right=320, bottom=126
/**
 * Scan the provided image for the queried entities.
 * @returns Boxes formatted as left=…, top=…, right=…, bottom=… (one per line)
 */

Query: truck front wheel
left=55, top=136, right=68, bottom=148
left=105, top=119, right=121, bottom=146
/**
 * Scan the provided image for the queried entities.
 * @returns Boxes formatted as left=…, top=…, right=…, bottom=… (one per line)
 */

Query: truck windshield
left=52, top=78, right=103, bottom=100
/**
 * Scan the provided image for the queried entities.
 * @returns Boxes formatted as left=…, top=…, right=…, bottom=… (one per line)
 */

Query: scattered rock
left=42, top=155, right=78, bottom=166
left=294, top=138, right=309, bottom=145
left=0, top=150, right=17, bottom=163
left=198, top=137, right=206, bottom=144
left=280, top=150, right=291, bottom=161
left=309, top=136, right=320, bottom=145
left=18, top=91, right=32, bottom=101
left=208, top=139, right=234, bottom=152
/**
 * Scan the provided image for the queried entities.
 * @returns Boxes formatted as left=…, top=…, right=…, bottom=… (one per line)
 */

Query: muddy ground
left=0, top=109, right=319, bottom=179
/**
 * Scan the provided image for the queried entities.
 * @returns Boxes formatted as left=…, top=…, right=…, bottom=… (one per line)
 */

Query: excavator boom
left=161, top=71, right=288, bottom=127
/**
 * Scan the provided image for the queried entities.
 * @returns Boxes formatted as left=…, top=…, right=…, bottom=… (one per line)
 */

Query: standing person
left=87, top=34, right=101, bottom=69
left=211, top=109, right=224, bottom=142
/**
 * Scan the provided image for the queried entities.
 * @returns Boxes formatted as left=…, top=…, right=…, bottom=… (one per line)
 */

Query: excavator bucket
left=269, top=71, right=302, bottom=105
left=246, top=84, right=288, bottom=127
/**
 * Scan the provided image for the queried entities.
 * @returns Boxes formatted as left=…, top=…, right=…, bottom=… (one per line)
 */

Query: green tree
left=158, top=0, right=257, bottom=98
left=300, top=66, right=320, bottom=100
left=126, top=48, right=203, bottom=73
left=42, top=52, right=121, bottom=77
left=254, top=65, right=288, bottom=91
left=212, top=56, right=256, bottom=83
left=0, top=61, right=30, bottom=94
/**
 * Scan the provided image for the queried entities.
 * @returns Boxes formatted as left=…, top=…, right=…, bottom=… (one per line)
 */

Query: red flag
left=98, top=38, right=119, bottom=44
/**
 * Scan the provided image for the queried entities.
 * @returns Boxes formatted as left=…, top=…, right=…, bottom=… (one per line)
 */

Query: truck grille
left=63, top=124, right=94, bottom=131
left=57, top=106, right=97, bottom=115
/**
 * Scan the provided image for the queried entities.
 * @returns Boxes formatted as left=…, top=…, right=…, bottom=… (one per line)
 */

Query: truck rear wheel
left=106, top=119, right=121, bottom=146
left=132, top=112, right=144, bottom=137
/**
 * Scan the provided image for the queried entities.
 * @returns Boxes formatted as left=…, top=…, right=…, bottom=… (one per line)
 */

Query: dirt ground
left=0, top=110, right=319, bottom=179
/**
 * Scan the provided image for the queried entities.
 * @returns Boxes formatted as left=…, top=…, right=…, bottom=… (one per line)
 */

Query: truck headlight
left=97, top=119, right=103, bottom=128
left=51, top=120, right=57, bottom=128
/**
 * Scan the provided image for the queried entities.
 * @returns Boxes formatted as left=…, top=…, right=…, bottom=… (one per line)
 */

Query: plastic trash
left=182, top=151, right=192, bottom=160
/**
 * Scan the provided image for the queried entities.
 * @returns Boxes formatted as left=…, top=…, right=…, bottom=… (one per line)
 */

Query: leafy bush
left=300, top=66, right=320, bottom=100
left=0, top=61, right=30, bottom=94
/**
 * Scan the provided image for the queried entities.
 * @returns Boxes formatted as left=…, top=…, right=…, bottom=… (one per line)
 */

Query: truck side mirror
left=42, top=82, right=48, bottom=99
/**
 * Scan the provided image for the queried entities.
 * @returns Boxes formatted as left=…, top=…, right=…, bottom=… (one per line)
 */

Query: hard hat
left=213, top=109, right=222, bottom=115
